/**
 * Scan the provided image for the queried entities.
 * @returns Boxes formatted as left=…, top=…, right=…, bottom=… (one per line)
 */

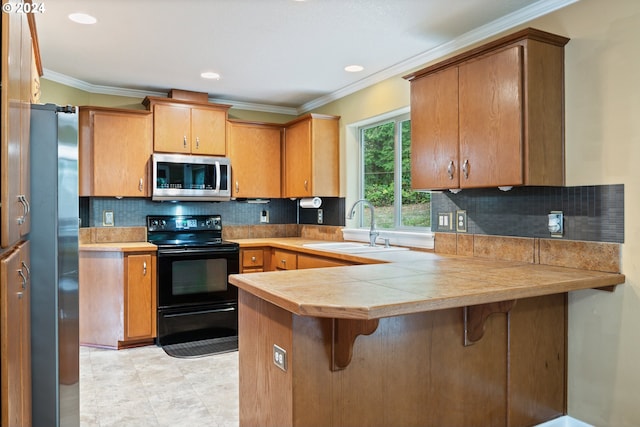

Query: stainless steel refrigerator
left=29, top=103, right=79, bottom=427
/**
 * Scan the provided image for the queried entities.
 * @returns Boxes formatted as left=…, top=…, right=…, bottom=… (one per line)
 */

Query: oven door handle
left=157, top=247, right=239, bottom=255
left=162, top=306, right=236, bottom=318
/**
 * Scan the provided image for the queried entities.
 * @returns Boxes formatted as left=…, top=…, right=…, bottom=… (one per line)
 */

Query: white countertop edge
left=534, top=416, right=594, bottom=427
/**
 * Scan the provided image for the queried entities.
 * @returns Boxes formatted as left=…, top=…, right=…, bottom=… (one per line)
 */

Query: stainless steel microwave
left=152, top=153, right=232, bottom=201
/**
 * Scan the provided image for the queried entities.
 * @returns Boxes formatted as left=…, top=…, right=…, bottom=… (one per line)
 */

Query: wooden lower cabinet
left=1, top=241, right=31, bottom=427
left=238, top=290, right=566, bottom=427
left=297, top=254, right=351, bottom=269
left=272, top=249, right=297, bottom=271
left=241, top=248, right=268, bottom=273
left=79, top=249, right=156, bottom=349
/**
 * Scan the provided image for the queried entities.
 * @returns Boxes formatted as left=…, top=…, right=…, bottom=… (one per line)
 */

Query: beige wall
left=40, top=0, right=639, bottom=423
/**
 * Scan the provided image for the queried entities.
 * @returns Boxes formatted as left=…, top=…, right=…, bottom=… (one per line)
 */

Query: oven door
left=157, top=246, right=239, bottom=310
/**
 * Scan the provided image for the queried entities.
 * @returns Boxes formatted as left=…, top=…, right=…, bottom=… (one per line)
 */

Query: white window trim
left=341, top=227, right=434, bottom=250
left=344, top=107, right=433, bottom=249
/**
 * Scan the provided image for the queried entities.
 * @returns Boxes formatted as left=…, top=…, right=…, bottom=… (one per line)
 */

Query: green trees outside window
left=360, top=116, right=430, bottom=229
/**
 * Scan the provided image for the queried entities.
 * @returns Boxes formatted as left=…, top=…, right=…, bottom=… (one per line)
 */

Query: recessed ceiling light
left=201, top=72, right=221, bottom=80
left=68, top=13, right=97, bottom=25
left=345, top=65, right=364, bottom=73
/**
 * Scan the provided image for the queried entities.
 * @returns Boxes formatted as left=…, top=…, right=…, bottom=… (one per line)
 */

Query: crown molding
left=298, top=0, right=579, bottom=113
left=43, top=0, right=577, bottom=116
left=42, top=69, right=299, bottom=116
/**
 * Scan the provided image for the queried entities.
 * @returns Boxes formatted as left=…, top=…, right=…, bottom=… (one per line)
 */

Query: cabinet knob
left=251, top=256, right=256, bottom=262
left=281, top=259, right=286, bottom=265
left=183, top=136, right=187, bottom=148
left=462, top=159, right=470, bottom=180
left=447, top=161, right=455, bottom=180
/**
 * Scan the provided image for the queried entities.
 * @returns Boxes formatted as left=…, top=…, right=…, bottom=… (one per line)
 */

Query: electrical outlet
left=103, top=210, right=114, bottom=226
left=456, top=210, right=467, bottom=233
left=548, top=211, right=563, bottom=237
left=260, top=210, right=269, bottom=223
left=273, top=344, right=287, bottom=371
left=317, top=209, right=323, bottom=224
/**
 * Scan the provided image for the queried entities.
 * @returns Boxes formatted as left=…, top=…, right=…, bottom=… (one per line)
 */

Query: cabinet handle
left=139, top=178, right=144, bottom=192
left=235, top=181, right=239, bottom=193
left=447, top=161, right=455, bottom=180
left=17, top=292, right=23, bottom=300
left=304, top=180, right=308, bottom=191
left=281, top=259, right=286, bottom=265
left=21, top=261, right=30, bottom=280
left=18, top=269, right=27, bottom=290
left=183, top=136, right=187, bottom=148
left=462, top=159, right=469, bottom=180
left=143, top=261, right=147, bottom=276
left=196, top=137, right=200, bottom=149
left=16, top=195, right=28, bottom=225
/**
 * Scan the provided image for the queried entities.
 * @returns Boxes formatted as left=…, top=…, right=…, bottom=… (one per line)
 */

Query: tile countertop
left=228, top=238, right=626, bottom=320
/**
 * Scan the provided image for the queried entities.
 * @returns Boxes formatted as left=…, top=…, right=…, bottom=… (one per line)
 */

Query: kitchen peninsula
left=228, top=239, right=624, bottom=427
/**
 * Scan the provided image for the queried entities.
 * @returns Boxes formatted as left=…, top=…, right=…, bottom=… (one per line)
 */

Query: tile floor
left=80, top=345, right=239, bottom=427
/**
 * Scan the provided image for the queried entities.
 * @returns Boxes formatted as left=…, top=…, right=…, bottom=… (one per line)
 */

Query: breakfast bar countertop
left=228, top=244, right=625, bottom=320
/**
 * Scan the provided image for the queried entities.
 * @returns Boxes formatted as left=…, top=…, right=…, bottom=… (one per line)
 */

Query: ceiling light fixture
left=201, top=72, right=221, bottom=80
left=344, top=65, right=364, bottom=73
left=68, top=13, right=97, bottom=25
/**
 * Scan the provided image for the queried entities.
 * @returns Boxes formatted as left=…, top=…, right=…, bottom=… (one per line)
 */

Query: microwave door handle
left=215, top=161, right=221, bottom=193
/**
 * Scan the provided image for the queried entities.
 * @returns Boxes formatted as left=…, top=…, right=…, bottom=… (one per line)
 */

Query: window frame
left=356, top=112, right=430, bottom=232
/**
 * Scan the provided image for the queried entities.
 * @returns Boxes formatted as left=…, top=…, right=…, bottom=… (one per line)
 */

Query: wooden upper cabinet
left=1, top=7, right=32, bottom=248
left=282, top=114, right=340, bottom=198
left=143, top=96, right=230, bottom=156
left=79, top=106, right=152, bottom=197
left=405, top=28, right=569, bottom=190
left=227, top=120, right=282, bottom=198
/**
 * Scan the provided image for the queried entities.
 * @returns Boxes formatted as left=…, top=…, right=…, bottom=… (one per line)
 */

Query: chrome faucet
left=346, top=199, right=379, bottom=247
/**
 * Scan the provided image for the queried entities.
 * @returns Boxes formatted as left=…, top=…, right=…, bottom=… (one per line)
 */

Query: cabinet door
left=410, top=67, right=459, bottom=190
left=228, top=122, right=281, bottom=198
left=19, top=12, right=31, bottom=239
left=83, top=109, right=152, bottom=197
left=283, top=119, right=311, bottom=198
left=1, top=241, right=31, bottom=427
left=459, top=46, right=523, bottom=188
left=191, top=107, right=226, bottom=155
left=1, top=10, right=24, bottom=248
left=124, top=254, right=155, bottom=340
left=153, top=103, right=191, bottom=153
left=272, top=249, right=297, bottom=271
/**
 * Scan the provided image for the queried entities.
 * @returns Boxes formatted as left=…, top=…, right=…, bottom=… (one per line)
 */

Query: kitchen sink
left=302, top=242, right=409, bottom=254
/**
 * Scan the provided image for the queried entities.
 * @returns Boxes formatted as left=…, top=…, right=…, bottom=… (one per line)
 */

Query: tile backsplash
left=430, top=184, right=624, bottom=243
left=81, top=197, right=347, bottom=228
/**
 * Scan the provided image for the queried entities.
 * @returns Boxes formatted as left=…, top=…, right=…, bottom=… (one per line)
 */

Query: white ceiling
left=35, top=0, right=576, bottom=115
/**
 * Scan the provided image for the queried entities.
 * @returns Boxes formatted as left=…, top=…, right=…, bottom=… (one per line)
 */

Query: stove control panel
left=147, top=215, right=222, bottom=232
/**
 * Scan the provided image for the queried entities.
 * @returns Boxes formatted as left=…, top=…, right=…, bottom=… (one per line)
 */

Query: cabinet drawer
left=272, top=249, right=297, bottom=270
left=242, top=249, right=264, bottom=268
